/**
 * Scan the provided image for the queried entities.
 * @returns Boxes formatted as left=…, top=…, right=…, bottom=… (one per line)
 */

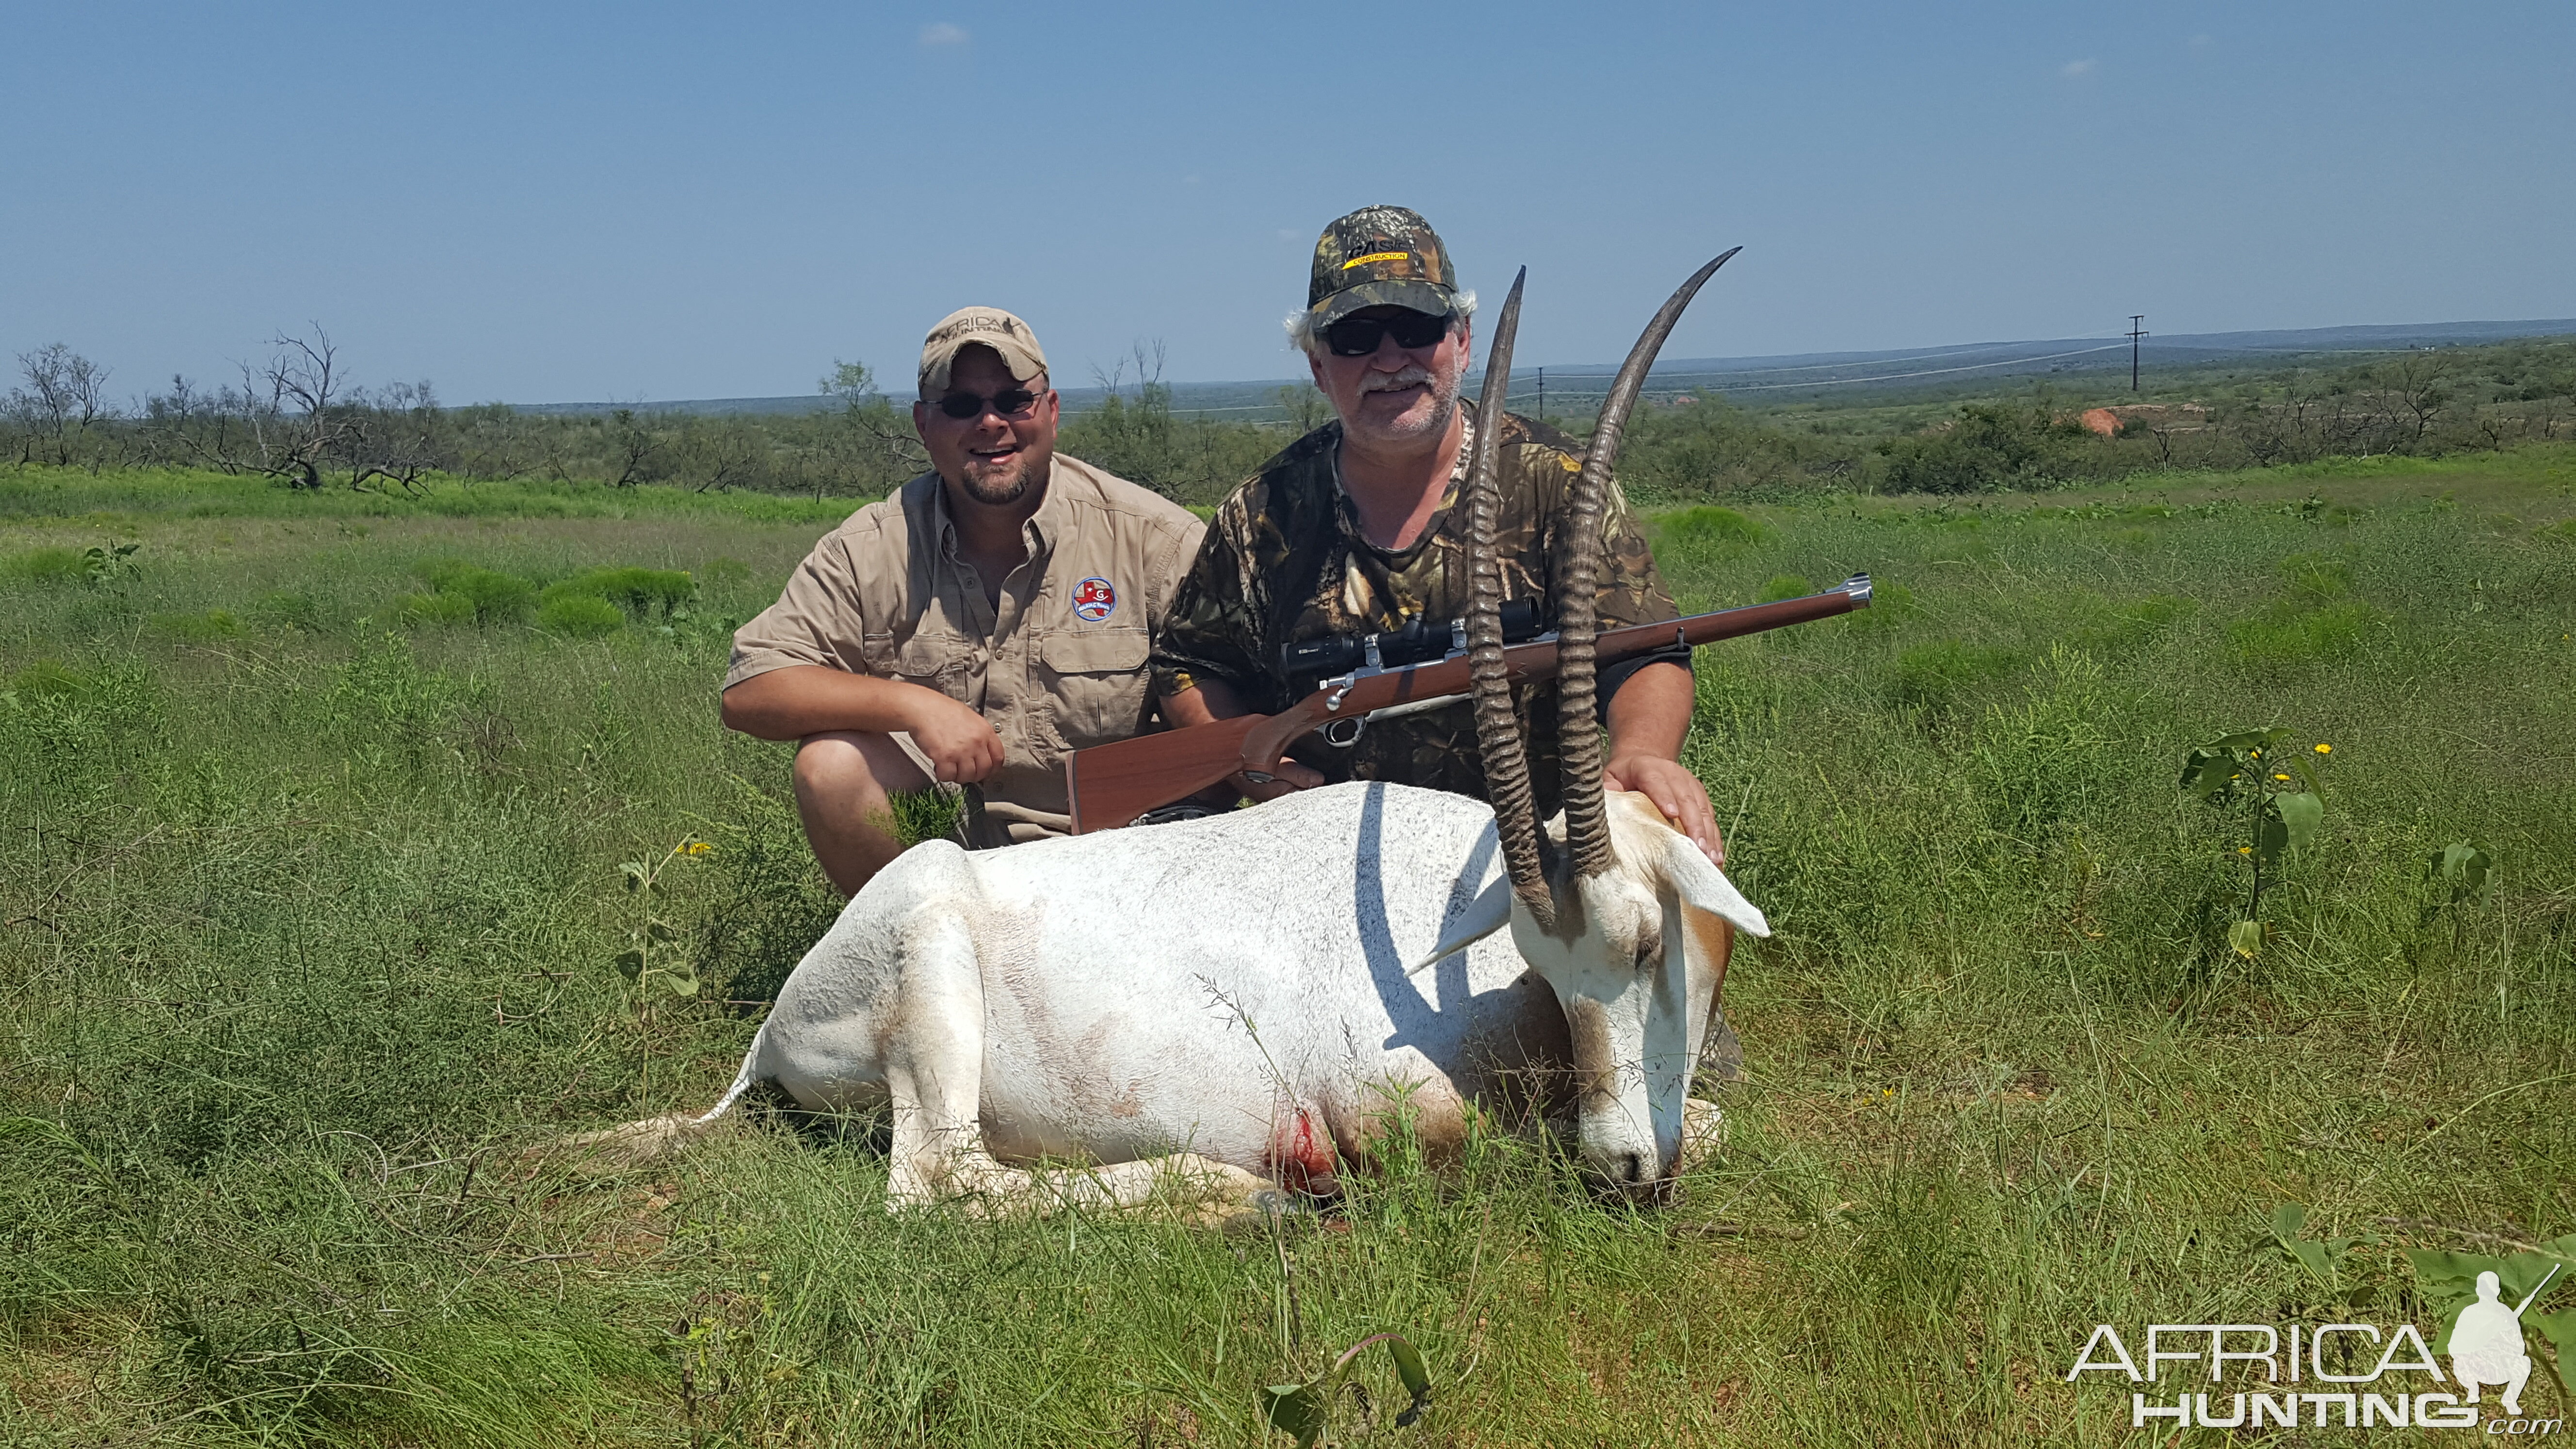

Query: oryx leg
left=870, top=914, right=1030, bottom=1208
left=869, top=916, right=1274, bottom=1216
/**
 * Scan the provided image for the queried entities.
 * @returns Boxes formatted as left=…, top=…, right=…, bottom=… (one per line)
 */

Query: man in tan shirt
left=722, top=307, right=1206, bottom=895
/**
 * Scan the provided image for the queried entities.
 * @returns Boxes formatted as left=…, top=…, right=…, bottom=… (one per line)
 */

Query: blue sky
left=4, top=2, right=2570, bottom=404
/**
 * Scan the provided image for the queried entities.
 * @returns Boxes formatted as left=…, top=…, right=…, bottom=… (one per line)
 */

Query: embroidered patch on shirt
left=1071, top=576, right=1118, bottom=622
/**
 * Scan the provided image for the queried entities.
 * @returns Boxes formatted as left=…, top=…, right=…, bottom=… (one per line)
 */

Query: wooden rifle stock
left=1064, top=576, right=1871, bottom=833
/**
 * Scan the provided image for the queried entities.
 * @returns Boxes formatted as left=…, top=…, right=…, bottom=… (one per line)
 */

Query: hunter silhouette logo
left=1071, top=577, right=1117, bottom=622
left=2451, top=1266, right=2560, bottom=1417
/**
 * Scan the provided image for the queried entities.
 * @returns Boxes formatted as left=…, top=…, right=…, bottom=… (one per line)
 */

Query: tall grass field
left=4, top=451, right=2574, bottom=1446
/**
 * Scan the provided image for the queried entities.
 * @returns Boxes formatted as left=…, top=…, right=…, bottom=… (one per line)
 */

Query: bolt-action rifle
left=1063, top=574, right=1872, bottom=833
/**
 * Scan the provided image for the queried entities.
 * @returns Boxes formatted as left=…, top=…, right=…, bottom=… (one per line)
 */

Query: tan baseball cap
left=918, top=306, right=1048, bottom=394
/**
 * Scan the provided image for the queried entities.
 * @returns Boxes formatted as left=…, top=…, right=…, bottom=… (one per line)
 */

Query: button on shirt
left=726, top=455, right=1205, bottom=842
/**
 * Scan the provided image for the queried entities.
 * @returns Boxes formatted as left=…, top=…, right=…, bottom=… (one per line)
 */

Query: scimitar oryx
left=591, top=255, right=1771, bottom=1213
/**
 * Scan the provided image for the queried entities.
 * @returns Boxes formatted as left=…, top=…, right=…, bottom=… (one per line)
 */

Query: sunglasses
left=1324, top=311, right=1453, bottom=357
left=931, top=387, right=1043, bottom=420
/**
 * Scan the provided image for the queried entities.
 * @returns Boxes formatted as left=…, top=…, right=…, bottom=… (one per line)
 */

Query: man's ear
left=911, top=399, right=933, bottom=448
left=1657, top=831, right=1770, bottom=938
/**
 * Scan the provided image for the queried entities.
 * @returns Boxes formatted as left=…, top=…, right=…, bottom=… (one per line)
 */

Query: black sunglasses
left=932, top=387, right=1042, bottom=420
left=1324, top=311, right=1452, bottom=357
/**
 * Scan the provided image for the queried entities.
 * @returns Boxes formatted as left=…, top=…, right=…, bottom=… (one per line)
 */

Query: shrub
left=8, top=660, right=90, bottom=701
left=2227, top=600, right=2383, bottom=666
left=2, top=546, right=87, bottom=584
left=258, top=590, right=327, bottom=630
left=1877, top=402, right=2093, bottom=494
left=1757, top=573, right=1816, bottom=603
left=544, top=566, right=695, bottom=621
left=414, top=560, right=536, bottom=624
left=1653, top=505, right=1771, bottom=556
left=1886, top=639, right=2024, bottom=721
left=398, top=591, right=479, bottom=628
left=537, top=594, right=625, bottom=638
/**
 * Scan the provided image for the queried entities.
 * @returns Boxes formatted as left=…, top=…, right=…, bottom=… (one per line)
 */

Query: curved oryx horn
left=1465, top=267, right=1552, bottom=927
left=1557, top=247, right=1742, bottom=879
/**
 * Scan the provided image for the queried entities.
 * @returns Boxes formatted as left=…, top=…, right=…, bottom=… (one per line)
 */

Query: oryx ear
left=1658, top=836, right=1771, bottom=938
left=1407, top=875, right=1513, bottom=975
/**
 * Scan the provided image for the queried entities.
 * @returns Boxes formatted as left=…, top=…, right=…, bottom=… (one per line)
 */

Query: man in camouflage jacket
left=1152, top=206, right=1722, bottom=861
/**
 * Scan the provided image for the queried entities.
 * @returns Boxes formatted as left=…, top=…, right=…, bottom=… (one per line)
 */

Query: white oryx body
left=693, top=781, right=1766, bottom=1208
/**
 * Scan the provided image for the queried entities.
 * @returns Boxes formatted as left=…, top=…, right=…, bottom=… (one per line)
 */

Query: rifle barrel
left=1065, top=576, right=1869, bottom=833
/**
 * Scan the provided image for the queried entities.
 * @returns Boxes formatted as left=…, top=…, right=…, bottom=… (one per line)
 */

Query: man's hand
left=1161, top=680, right=1327, bottom=800
left=1234, top=757, right=1326, bottom=801
left=1605, top=751, right=1723, bottom=866
left=902, top=689, right=1006, bottom=784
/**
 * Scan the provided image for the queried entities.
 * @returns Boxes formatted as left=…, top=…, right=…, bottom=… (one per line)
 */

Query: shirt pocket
left=1032, top=628, right=1152, bottom=753
left=859, top=633, right=966, bottom=693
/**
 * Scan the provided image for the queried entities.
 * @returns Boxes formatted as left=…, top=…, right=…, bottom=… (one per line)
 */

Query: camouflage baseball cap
left=1305, top=205, right=1463, bottom=330
left=918, top=306, right=1048, bottom=394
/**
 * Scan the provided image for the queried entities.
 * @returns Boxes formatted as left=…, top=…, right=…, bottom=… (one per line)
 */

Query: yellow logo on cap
left=1341, top=251, right=1412, bottom=270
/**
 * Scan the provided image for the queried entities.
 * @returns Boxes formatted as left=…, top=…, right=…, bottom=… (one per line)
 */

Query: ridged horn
left=1558, top=247, right=1742, bottom=879
left=1465, top=267, right=1551, bottom=927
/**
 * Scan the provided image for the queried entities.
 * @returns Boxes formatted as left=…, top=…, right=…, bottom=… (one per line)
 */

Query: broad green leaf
left=2276, top=793, right=2322, bottom=852
left=2272, top=1203, right=2310, bottom=1240
left=612, top=948, right=645, bottom=981
left=2432, top=842, right=2492, bottom=902
left=646, top=919, right=680, bottom=943
left=1385, top=1335, right=1433, bottom=1428
left=1259, top=1382, right=1329, bottom=1449
left=2255, top=813, right=2288, bottom=865
left=620, top=862, right=648, bottom=892
left=2178, top=748, right=2235, bottom=798
left=2532, top=1307, right=2576, bottom=1394
left=2289, top=1240, right=2336, bottom=1289
left=663, top=968, right=700, bottom=997
left=2229, top=919, right=2265, bottom=958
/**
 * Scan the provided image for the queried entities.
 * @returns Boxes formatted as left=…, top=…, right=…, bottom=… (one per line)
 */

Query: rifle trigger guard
left=1319, top=716, right=1365, bottom=748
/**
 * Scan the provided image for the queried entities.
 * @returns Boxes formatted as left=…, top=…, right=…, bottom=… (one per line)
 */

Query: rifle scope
left=1281, top=598, right=1544, bottom=679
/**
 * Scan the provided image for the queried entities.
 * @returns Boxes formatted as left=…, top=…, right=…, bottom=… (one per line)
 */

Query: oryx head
left=1431, top=251, right=1769, bottom=1192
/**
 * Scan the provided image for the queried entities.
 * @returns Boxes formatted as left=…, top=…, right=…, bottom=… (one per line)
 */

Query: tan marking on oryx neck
left=1559, top=996, right=1620, bottom=1109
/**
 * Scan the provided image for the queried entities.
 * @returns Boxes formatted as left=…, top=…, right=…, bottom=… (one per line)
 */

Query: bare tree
left=11, top=343, right=114, bottom=464
left=245, top=326, right=366, bottom=488
left=606, top=408, right=661, bottom=487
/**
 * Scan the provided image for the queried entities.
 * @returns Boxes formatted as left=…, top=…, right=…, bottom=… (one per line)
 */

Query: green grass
left=3, top=451, right=2575, bottom=1444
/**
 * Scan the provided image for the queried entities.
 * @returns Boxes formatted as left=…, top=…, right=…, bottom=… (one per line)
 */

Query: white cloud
left=2060, top=58, right=2096, bottom=78
left=919, top=22, right=968, bottom=46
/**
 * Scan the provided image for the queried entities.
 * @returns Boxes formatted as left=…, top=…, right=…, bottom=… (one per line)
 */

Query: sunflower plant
left=613, top=837, right=714, bottom=1006
left=2179, top=729, right=2330, bottom=957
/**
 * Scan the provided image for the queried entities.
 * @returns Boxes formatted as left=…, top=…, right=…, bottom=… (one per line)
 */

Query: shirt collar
left=1328, top=405, right=1476, bottom=550
left=920, top=456, right=1068, bottom=559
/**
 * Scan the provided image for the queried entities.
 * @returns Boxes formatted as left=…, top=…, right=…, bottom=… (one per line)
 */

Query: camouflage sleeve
left=1591, top=476, right=1680, bottom=629
left=1590, top=474, right=1692, bottom=712
left=1150, top=494, right=1270, bottom=704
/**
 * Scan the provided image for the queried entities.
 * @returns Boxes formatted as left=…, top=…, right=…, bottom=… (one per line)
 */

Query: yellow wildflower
left=2314, top=743, right=2332, bottom=754
left=2273, top=773, right=2290, bottom=781
left=688, top=841, right=714, bottom=856
left=2238, top=846, right=2253, bottom=855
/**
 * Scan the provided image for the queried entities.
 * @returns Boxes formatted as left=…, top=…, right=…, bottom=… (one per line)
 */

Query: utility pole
left=2128, top=315, right=2148, bottom=393
left=1534, top=367, right=1545, bottom=423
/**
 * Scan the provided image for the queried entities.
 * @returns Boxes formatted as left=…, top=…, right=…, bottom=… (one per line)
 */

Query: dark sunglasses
left=1324, top=311, right=1452, bottom=357
left=932, top=387, right=1042, bottom=420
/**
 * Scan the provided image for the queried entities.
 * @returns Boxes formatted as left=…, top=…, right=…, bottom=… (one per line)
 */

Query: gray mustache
left=1358, top=366, right=1435, bottom=394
